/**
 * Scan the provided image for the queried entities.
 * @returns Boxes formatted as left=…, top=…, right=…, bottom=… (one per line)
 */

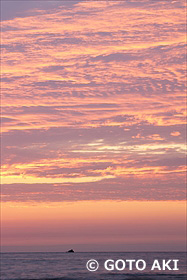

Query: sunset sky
left=1, top=0, right=186, bottom=252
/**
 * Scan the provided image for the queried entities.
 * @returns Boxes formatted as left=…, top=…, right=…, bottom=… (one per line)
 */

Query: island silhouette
left=66, top=249, right=74, bottom=253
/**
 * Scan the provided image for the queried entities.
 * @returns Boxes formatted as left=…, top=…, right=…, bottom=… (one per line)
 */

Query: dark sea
left=1, top=252, right=186, bottom=280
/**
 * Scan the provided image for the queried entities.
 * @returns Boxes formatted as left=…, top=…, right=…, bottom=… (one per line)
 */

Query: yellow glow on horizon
left=1, top=200, right=186, bottom=247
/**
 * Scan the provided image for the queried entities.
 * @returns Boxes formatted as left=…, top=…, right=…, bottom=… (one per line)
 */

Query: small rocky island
left=66, top=249, right=74, bottom=253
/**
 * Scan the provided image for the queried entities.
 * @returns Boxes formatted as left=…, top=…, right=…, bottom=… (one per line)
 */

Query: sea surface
left=1, top=252, right=186, bottom=280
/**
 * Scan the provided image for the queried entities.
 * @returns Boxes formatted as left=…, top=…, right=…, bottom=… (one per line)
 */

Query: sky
left=1, top=0, right=186, bottom=252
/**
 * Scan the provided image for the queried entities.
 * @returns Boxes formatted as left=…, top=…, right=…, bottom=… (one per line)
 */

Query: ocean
left=1, top=252, right=186, bottom=280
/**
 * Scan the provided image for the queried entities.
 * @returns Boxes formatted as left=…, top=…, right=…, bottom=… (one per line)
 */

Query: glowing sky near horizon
left=1, top=0, right=186, bottom=251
